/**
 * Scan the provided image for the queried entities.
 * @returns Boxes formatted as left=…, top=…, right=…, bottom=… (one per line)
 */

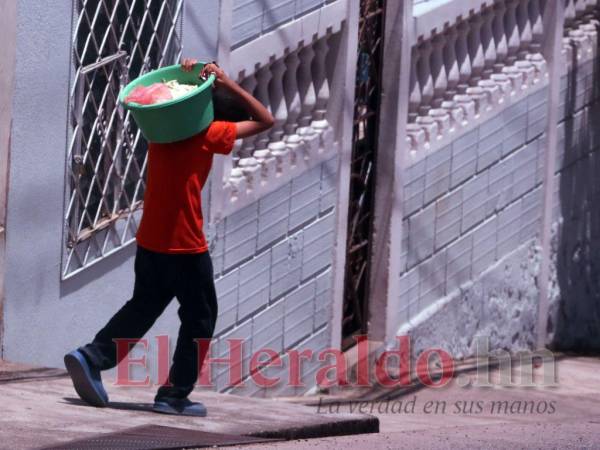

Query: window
left=63, top=0, right=184, bottom=278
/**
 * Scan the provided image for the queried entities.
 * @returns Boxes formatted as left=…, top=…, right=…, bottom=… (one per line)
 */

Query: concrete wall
left=547, top=57, right=600, bottom=351
left=391, top=1, right=600, bottom=358
left=396, top=84, right=547, bottom=356
left=205, top=156, right=338, bottom=396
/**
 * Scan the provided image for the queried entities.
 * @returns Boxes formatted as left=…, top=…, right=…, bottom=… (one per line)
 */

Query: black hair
left=212, top=87, right=252, bottom=122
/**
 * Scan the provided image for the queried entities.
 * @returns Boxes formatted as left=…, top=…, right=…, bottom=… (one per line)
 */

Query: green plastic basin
left=118, top=62, right=216, bottom=143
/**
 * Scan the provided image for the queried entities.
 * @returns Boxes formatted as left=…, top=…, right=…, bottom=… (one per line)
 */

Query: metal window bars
left=63, top=0, right=184, bottom=279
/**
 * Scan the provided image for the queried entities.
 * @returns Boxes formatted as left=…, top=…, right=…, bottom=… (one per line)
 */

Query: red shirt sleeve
left=203, top=120, right=237, bottom=155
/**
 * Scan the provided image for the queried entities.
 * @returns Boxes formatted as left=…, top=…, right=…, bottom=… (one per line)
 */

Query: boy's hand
left=181, top=57, right=197, bottom=72
left=200, top=62, right=229, bottom=89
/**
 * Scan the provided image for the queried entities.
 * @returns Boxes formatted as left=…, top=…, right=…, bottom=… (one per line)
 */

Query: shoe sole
left=64, top=352, right=108, bottom=407
left=152, top=402, right=207, bottom=417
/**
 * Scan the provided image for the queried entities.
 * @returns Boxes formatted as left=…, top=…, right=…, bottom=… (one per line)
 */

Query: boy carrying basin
left=64, top=60, right=274, bottom=417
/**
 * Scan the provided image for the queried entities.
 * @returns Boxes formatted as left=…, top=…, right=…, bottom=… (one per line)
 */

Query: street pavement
left=0, top=356, right=598, bottom=449
left=230, top=356, right=600, bottom=449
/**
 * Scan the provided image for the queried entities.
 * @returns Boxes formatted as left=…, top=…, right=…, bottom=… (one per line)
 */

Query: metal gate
left=341, top=0, right=386, bottom=350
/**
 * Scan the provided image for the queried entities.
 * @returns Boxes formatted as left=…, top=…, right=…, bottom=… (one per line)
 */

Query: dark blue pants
left=79, top=245, right=218, bottom=401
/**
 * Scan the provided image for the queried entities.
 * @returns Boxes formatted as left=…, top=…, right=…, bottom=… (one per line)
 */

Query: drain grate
left=40, top=424, right=280, bottom=450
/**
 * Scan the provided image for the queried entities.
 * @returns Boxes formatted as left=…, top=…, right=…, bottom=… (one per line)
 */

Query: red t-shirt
left=136, top=121, right=236, bottom=254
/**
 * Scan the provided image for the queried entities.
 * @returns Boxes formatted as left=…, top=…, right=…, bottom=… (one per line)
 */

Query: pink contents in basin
left=125, top=83, right=173, bottom=105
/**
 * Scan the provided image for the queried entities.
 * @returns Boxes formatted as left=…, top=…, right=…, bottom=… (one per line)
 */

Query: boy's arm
left=184, top=60, right=274, bottom=139
left=219, top=78, right=275, bottom=139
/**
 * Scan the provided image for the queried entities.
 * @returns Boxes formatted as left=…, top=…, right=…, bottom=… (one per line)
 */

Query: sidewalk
left=0, top=361, right=377, bottom=449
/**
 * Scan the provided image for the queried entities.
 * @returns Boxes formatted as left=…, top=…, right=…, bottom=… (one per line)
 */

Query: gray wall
left=396, top=86, right=547, bottom=355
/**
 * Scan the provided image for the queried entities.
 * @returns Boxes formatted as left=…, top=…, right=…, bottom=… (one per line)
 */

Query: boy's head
left=212, top=87, right=252, bottom=122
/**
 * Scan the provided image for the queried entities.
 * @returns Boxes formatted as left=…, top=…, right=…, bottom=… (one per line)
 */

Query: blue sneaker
left=153, top=397, right=207, bottom=417
left=64, top=350, right=108, bottom=407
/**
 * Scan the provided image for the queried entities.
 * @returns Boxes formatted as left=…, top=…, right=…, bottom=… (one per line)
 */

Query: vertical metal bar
left=71, top=70, right=86, bottom=239
left=179, top=0, right=184, bottom=60
left=114, top=54, right=129, bottom=219
left=104, top=21, right=123, bottom=222
left=537, top=0, right=566, bottom=349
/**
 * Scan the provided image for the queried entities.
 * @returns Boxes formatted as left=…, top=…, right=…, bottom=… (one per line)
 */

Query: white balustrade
left=312, top=36, right=330, bottom=121
left=505, top=0, right=521, bottom=64
left=283, top=49, right=302, bottom=135
left=406, top=0, right=562, bottom=154
left=417, top=40, right=434, bottom=114
left=239, top=74, right=258, bottom=159
left=481, top=6, right=497, bottom=78
left=311, top=35, right=335, bottom=156
left=441, top=99, right=466, bottom=129
left=431, top=33, right=448, bottom=106
left=490, top=73, right=512, bottom=98
left=267, top=57, right=290, bottom=177
left=415, top=115, right=439, bottom=144
left=229, top=167, right=246, bottom=202
left=493, top=1, right=509, bottom=70
left=456, top=20, right=472, bottom=93
left=406, top=0, right=600, bottom=154
left=529, top=0, right=544, bottom=52
left=238, top=156, right=260, bottom=193
left=515, top=59, right=536, bottom=87
left=268, top=58, right=287, bottom=143
left=478, top=79, right=502, bottom=106
left=406, top=123, right=426, bottom=153
left=454, top=94, right=477, bottom=121
left=409, top=47, right=421, bottom=122
left=466, top=86, right=489, bottom=115
left=252, top=65, right=272, bottom=152
left=247, top=64, right=277, bottom=193
left=222, top=30, right=341, bottom=206
left=296, top=43, right=320, bottom=163
left=516, top=0, right=533, bottom=58
left=468, top=13, right=486, bottom=84
left=283, top=48, right=303, bottom=172
left=444, top=26, right=460, bottom=99
left=429, top=108, right=452, bottom=136
left=502, top=65, right=524, bottom=91
left=297, top=44, right=317, bottom=127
